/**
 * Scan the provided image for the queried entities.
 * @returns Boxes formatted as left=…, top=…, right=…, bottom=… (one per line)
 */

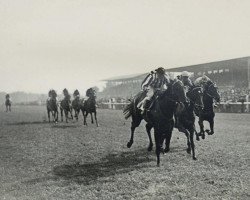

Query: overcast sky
left=0, top=0, right=250, bottom=93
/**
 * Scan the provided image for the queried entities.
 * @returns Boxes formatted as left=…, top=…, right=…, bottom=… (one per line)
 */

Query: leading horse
left=175, top=85, right=204, bottom=159
left=123, top=80, right=187, bottom=166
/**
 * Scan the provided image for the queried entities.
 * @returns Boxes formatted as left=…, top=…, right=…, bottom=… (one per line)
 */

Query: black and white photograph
left=0, top=0, right=249, bottom=199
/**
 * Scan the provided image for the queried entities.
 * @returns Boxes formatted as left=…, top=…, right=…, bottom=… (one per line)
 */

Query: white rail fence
left=99, top=102, right=250, bottom=113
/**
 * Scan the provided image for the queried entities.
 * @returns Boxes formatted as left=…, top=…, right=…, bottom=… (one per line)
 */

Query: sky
left=0, top=0, right=250, bottom=93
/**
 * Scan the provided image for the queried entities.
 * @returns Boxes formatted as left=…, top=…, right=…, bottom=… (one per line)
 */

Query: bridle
left=205, top=82, right=218, bottom=99
left=187, top=86, right=203, bottom=107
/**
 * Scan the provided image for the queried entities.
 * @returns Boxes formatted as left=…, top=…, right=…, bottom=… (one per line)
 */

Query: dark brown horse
left=123, top=80, right=187, bottom=166
left=83, top=88, right=99, bottom=127
left=46, top=90, right=59, bottom=123
left=72, top=96, right=85, bottom=121
left=195, top=81, right=220, bottom=139
left=59, top=88, right=73, bottom=123
left=175, top=86, right=204, bottom=160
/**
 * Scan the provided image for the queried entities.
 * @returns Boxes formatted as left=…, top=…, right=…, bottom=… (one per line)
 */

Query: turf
left=0, top=106, right=249, bottom=199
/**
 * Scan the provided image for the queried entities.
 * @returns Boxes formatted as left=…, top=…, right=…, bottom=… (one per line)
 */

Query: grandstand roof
left=103, top=56, right=250, bottom=82
left=167, top=56, right=250, bottom=72
left=103, top=73, right=146, bottom=82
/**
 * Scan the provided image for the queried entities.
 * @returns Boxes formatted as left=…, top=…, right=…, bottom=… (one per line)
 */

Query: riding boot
left=141, top=100, right=151, bottom=115
left=174, top=115, right=179, bottom=128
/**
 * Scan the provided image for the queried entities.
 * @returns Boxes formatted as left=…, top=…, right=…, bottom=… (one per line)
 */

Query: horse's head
left=187, top=86, right=204, bottom=108
left=170, top=80, right=188, bottom=103
left=86, top=88, right=96, bottom=99
left=204, top=81, right=220, bottom=102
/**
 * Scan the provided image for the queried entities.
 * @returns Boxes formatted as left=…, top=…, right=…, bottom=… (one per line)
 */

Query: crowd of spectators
left=219, top=87, right=249, bottom=103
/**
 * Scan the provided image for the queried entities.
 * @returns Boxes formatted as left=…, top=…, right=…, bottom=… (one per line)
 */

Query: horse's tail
left=123, top=99, right=134, bottom=120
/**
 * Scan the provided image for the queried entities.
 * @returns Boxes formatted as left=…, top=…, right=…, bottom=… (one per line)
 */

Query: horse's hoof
left=193, top=157, right=197, bottom=160
left=187, top=148, right=191, bottom=154
left=157, top=163, right=160, bottom=167
left=164, top=148, right=170, bottom=153
left=196, top=137, right=200, bottom=141
left=147, top=145, right=153, bottom=152
left=127, top=142, right=132, bottom=148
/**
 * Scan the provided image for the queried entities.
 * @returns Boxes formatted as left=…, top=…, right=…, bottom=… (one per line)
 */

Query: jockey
left=194, top=74, right=211, bottom=87
left=180, top=71, right=194, bottom=92
left=86, top=88, right=96, bottom=98
left=5, top=94, right=10, bottom=100
left=63, top=88, right=71, bottom=101
left=48, top=90, right=58, bottom=101
left=73, top=89, right=80, bottom=99
left=138, top=67, right=170, bottom=114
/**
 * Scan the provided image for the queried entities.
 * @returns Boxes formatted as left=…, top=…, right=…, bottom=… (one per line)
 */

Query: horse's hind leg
left=9, top=106, right=11, bottom=112
left=146, top=123, right=153, bottom=151
left=198, top=118, right=205, bottom=139
left=94, top=111, right=99, bottom=127
left=164, top=121, right=174, bottom=153
left=47, top=110, right=51, bottom=122
left=90, top=113, right=94, bottom=124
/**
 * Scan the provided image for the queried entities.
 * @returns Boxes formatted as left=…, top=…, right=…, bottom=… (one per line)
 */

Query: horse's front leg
left=164, top=121, right=174, bottom=153
left=146, top=123, right=153, bottom=151
left=127, top=119, right=141, bottom=148
left=60, top=108, right=63, bottom=122
left=9, top=106, right=11, bottom=112
left=179, top=127, right=191, bottom=154
left=65, top=110, right=68, bottom=123
left=154, top=129, right=164, bottom=167
left=84, top=112, right=88, bottom=126
left=90, top=113, right=94, bottom=124
left=70, top=108, right=73, bottom=119
left=206, top=118, right=215, bottom=135
left=189, top=127, right=197, bottom=160
left=74, top=109, right=78, bottom=121
left=94, top=111, right=99, bottom=127
left=55, top=110, right=58, bottom=123
left=198, top=117, right=205, bottom=139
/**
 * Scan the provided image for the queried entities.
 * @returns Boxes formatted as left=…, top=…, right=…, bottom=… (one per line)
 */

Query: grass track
left=0, top=106, right=249, bottom=200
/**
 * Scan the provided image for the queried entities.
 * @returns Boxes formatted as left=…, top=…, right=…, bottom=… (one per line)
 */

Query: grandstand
left=100, top=56, right=250, bottom=102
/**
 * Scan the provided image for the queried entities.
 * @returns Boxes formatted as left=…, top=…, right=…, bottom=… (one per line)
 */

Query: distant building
left=100, top=56, right=250, bottom=99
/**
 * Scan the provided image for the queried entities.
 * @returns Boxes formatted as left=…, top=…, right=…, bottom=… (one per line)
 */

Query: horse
left=46, top=90, right=59, bottom=123
left=59, top=99, right=74, bottom=123
left=123, top=80, right=187, bottom=166
left=175, top=85, right=204, bottom=160
left=72, top=96, right=84, bottom=121
left=5, top=94, right=11, bottom=112
left=195, top=80, right=220, bottom=139
left=83, top=88, right=99, bottom=127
